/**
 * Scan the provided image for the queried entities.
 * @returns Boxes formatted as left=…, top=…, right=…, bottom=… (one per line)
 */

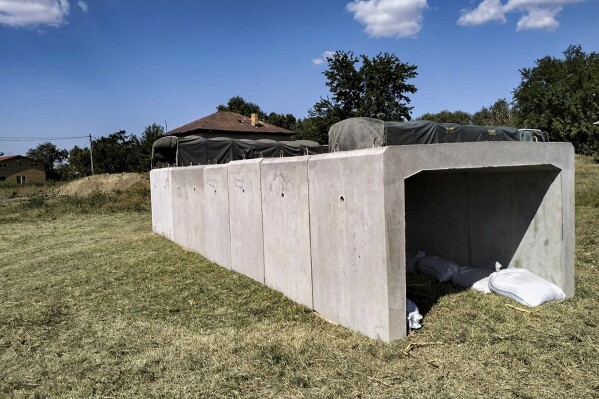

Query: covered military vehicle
left=152, top=135, right=326, bottom=167
left=328, top=117, right=546, bottom=152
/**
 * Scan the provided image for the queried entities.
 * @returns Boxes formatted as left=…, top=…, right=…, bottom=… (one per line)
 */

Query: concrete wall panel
left=228, top=159, right=265, bottom=283
left=150, top=169, right=161, bottom=235
left=171, top=168, right=189, bottom=248
left=204, top=165, right=231, bottom=269
left=151, top=168, right=173, bottom=239
left=261, top=156, right=313, bottom=309
left=184, top=166, right=207, bottom=255
left=308, top=149, right=394, bottom=341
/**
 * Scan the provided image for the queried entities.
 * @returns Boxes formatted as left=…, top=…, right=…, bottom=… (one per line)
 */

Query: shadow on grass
left=406, top=271, right=466, bottom=317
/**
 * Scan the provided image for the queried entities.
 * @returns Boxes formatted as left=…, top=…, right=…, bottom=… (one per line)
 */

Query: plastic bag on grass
left=407, top=299, right=423, bottom=330
left=488, top=268, right=566, bottom=307
left=471, top=276, right=491, bottom=294
left=416, top=255, right=460, bottom=282
left=451, top=266, right=494, bottom=293
left=406, top=251, right=426, bottom=273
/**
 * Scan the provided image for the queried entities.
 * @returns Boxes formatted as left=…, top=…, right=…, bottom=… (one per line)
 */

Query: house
left=166, top=111, right=296, bottom=141
left=0, top=155, right=45, bottom=184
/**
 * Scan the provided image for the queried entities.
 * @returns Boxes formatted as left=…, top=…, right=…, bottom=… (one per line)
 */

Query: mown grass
left=1, top=159, right=599, bottom=398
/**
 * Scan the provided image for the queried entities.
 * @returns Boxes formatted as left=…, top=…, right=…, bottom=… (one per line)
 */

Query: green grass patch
left=1, top=163, right=599, bottom=398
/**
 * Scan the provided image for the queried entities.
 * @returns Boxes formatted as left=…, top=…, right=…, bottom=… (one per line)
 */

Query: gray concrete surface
left=203, top=164, right=231, bottom=269
left=308, top=149, right=401, bottom=341
left=228, top=159, right=265, bottom=283
left=150, top=168, right=173, bottom=240
left=171, top=167, right=189, bottom=249
left=150, top=141, right=574, bottom=342
left=184, top=166, right=207, bottom=255
left=261, top=156, right=313, bottom=309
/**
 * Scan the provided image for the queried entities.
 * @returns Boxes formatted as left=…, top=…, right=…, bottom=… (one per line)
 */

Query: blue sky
left=1, top=0, right=598, bottom=155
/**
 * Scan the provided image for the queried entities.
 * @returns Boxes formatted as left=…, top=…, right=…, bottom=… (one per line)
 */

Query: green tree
left=298, top=50, right=418, bottom=143
left=130, top=123, right=165, bottom=172
left=418, top=110, right=473, bottom=124
left=217, top=96, right=267, bottom=119
left=472, top=98, right=515, bottom=126
left=358, top=52, right=418, bottom=120
left=26, top=141, right=68, bottom=180
left=92, top=131, right=135, bottom=174
left=266, top=112, right=297, bottom=130
left=67, top=145, right=92, bottom=177
left=513, top=45, right=599, bottom=154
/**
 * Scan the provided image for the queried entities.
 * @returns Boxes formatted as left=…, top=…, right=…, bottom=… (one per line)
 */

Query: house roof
left=0, top=155, right=43, bottom=163
left=167, top=111, right=295, bottom=136
left=0, top=155, right=19, bottom=162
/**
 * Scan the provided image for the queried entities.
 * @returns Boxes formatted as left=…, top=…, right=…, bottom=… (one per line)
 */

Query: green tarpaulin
left=328, top=118, right=524, bottom=152
left=152, top=136, right=326, bottom=166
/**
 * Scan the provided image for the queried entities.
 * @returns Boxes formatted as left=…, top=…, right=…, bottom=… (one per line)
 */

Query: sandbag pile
left=406, top=252, right=565, bottom=307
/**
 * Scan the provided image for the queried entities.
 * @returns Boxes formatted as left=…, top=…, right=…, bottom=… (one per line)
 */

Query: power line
left=0, top=136, right=90, bottom=141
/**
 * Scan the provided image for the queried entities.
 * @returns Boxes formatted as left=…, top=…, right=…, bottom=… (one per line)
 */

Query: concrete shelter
left=151, top=142, right=574, bottom=341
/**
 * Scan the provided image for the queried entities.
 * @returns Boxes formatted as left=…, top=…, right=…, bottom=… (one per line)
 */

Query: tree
left=513, top=45, right=599, bottom=154
left=67, top=145, right=92, bottom=177
left=266, top=112, right=297, bottom=130
left=217, top=96, right=266, bottom=119
left=418, top=110, right=473, bottom=124
left=297, top=50, right=418, bottom=143
left=472, top=98, right=515, bottom=126
left=92, top=130, right=135, bottom=174
left=130, top=123, right=165, bottom=172
left=26, top=142, right=68, bottom=180
left=358, top=52, right=418, bottom=120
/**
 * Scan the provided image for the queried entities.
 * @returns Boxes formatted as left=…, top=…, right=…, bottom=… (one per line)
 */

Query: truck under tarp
left=328, top=117, right=520, bottom=152
left=152, top=135, right=326, bottom=166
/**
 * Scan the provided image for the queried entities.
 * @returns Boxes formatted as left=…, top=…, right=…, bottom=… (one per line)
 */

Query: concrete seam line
left=306, top=156, right=315, bottom=310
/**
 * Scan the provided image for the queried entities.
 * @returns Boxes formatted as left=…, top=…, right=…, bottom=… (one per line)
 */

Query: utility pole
left=89, top=134, right=94, bottom=175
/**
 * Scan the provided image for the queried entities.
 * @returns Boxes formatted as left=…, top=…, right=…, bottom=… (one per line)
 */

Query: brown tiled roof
left=0, top=155, right=20, bottom=161
left=167, top=111, right=295, bottom=136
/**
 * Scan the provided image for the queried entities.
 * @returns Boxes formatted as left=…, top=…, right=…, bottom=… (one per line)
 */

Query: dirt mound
left=57, top=173, right=149, bottom=197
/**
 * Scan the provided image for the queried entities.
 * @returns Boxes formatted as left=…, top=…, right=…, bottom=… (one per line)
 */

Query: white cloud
left=77, top=1, right=87, bottom=13
left=312, top=51, right=335, bottom=65
left=0, top=0, right=70, bottom=27
left=346, top=0, right=429, bottom=38
left=457, top=0, right=506, bottom=25
left=516, top=6, right=561, bottom=30
left=458, top=0, right=583, bottom=31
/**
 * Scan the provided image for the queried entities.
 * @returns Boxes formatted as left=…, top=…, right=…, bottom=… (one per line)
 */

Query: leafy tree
left=298, top=50, right=418, bottom=143
left=217, top=96, right=266, bottom=119
left=26, top=141, right=68, bottom=180
left=67, top=145, right=92, bottom=177
left=266, top=112, right=297, bottom=130
left=418, top=110, right=473, bottom=124
left=513, top=45, right=599, bottom=154
left=358, top=52, right=418, bottom=120
left=472, top=98, right=515, bottom=126
left=92, top=130, right=135, bottom=174
left=131, top=123, right=165, bottom=172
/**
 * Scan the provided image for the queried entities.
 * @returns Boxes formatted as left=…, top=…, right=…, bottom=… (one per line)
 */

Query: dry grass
left=1, top=158, right=599, bottom=398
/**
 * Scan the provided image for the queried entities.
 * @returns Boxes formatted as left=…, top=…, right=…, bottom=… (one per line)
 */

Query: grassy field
left=1, top=158, right=599, bottom=398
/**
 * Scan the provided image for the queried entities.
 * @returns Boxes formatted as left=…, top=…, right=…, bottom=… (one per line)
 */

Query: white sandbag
left=488, top=268, right=566, bottom=307
left=416, top=255, right=460, bottom=282
left=471, top=276, right=491, bottom=294
left=407, top=299, right=423, bottom=330
left=451, top=266, right=494, bottom=292
left=406, top=250, right=426, bottom=273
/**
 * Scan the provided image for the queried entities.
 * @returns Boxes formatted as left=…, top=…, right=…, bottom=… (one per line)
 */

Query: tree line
left=25, top=44, right=599, bottom=179
left=26, top=124, right=164, bottom=180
